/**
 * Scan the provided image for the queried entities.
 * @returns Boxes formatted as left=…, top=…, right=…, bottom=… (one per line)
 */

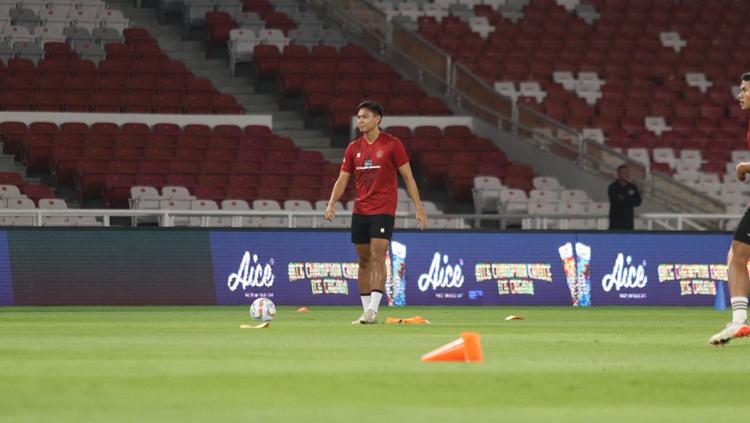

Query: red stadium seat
left=104, top=174, right=138, bottom=208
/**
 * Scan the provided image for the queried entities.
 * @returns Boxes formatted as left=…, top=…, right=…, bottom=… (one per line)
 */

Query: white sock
left=369, top=290, right=383, bottom=313
left=360, top=294, right=371, bottom=311
left=731, top=296, right=748, bottom=324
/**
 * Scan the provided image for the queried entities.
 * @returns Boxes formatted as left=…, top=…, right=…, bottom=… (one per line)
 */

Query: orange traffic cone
left=420, top=332, right=483, bottom=363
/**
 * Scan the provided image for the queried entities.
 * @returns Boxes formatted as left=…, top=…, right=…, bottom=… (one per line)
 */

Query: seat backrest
left=560, top=189, right=590, bottom=203
left=422, top=201, right=440, bottom=213
left=7, top=198, right=35, bottom=209
left=532, top=176, right=561, bottom=190
left=131, top=185, right=160, bottom=199
left=315, top=200, right=343, bottom=211
left=559, top=202, right=586, bottom=214
left=221, top=199, right=250, bottom=210
left=74, top=8, right=99, bottom=20
left=500, top=188, right=528, bottom=202
left=259, top=28, right=285, bottom=40
left=38, top=198, right=67, bottom=209
left=494, top=81, right=517, bottom=93
left=252, top=199, right=281, bottom=210
left=644, top=116, right=667, bottom=128
left=159, top=199, right=190, bottom=210
left=0, top=184, right=21, bottom=198
left=191, top=199, right=218, bottom=210
left=685, top=72, right=706, bottom=83
left=680, top=149, right=702, bottom=161
left=528, top=202, right=556, bottom=214
left=474, top=176, right=502, bottom=189
left=284, top=199, right=313, bottom=210
left=553, top=71, right=574, bottom=82
left=698, top=173, right=720, bottom=184
left=519, top=81, right=541, bottom=92
left=161, top=185, right=192, bottom=199
left=581, top=128, right=605, bottom=143
left=230, top=29, right=259, bottom=41
left=587, top=202, right=609, bottom=213
left=529, top=189, right=560, bottom=202
left=652, top=148, right=675, bottom=162
left=468, top=16, right=489, bottom=27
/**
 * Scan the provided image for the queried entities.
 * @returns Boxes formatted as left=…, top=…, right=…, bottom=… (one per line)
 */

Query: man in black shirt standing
left=608, top=164, right=641, bottom=230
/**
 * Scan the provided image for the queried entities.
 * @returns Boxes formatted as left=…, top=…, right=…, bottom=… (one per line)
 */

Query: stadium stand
left=382, top=0, right=749, bottom=212
left=184, top=0, right=456, bottom=128
left=0, top=0, right=654, bottom=228
left=0, top=119, right=513, bottom=228
left=0, top=0, right=244, bottom=114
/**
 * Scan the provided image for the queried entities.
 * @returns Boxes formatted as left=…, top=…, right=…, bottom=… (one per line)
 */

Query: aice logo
left=417, top=253, right=464, bottom=292
left=227, top=251, right=275, bottom=291
left=601, top=253, right=647, bottom=292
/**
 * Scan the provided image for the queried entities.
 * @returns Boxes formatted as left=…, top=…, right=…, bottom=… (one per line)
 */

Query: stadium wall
left=0, top=229, right=734, bottom=307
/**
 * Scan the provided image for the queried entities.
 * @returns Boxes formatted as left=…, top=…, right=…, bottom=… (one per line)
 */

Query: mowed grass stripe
left=1, top=307, right=748, bottom=423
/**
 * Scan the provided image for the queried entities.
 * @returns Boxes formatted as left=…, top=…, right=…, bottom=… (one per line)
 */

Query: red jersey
left=747, top=118, right=750, bottom=149
left=341, top=131, right=409, bottom=216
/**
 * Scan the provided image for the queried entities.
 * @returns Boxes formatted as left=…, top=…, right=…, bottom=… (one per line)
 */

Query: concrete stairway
left=104, top=0, right=345, bottom=162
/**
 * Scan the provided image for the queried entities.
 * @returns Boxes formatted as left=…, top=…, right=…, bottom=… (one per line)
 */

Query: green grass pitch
left=1, top=306, right=748, bottom=423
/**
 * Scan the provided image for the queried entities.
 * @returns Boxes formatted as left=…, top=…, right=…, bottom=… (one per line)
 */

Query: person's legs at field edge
left=366, top=238, right=390, bottom=316
left=355, top=243, right=372, bottom=312
left=351, top=213, right=373, bottom=324
left=728, top=241, right=750, bottom=321
left=353, top=215, right=394, bottom=324
left=710, top=240, right=750, bottom=345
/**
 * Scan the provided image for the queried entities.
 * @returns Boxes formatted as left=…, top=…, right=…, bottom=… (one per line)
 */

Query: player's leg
left=355, top=243, right=372, bottom=310
left=361, top=215, right=395, bottom=324
left=729, top=242, right=750, bottom=301
left=363, top=238, right=389, bottom=323
left=351, top=214, right=372, bottom=324
left=710, top=212, right=750, bottom=345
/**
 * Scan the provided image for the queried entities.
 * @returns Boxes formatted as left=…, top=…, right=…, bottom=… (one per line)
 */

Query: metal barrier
left=0, top=208, right=739, bottom=231
left=309, top=0, right=726, bottom=216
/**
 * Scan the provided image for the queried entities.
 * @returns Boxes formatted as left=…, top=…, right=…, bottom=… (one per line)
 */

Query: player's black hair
left=617, top=164, right=629, bottom=172
left=742, top=72, right=750, bottom=82
left=356, top=101, right=384, bottom=117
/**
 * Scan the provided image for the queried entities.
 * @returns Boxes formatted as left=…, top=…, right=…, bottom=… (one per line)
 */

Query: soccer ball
left=250, top=298, right=276, bottom=321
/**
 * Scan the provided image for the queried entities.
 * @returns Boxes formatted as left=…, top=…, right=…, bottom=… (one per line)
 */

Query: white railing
left=0, top=208, right=739, bottom=231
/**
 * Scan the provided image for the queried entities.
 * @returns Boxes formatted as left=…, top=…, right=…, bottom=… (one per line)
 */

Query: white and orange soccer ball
left=250, top=298, right=276, bottom=322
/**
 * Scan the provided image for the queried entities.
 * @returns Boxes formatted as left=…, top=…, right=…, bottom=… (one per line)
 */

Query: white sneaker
left=352, top=312, right=366, bottom=325
left=361, top=309, right=377, bottom=324
left=709, top=322, right=750, bottom=346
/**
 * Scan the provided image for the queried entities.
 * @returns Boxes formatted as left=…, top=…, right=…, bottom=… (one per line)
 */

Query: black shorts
left=351, top=214, right=395, bottom=244
left=734, top=207, right=750, bottom=245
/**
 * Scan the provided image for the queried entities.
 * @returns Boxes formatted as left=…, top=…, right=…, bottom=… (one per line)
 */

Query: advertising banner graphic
left=0, top=229, right=738, bottom=307
left=209, top=231, right=574, bottom=306
left=577, top=233, right=730, bottom=306
left=210, top=231, right=360, bottom=305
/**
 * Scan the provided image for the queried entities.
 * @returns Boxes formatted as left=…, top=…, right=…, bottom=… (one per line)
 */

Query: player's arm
left=737, top=162, right=750, bottom=181
left=398, top=163, right=427, bottom=230
left=324, top=171, right=351, bottom=221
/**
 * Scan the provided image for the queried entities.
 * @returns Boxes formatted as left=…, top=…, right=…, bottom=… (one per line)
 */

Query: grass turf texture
left=0, top=306, right=747, bottom=423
